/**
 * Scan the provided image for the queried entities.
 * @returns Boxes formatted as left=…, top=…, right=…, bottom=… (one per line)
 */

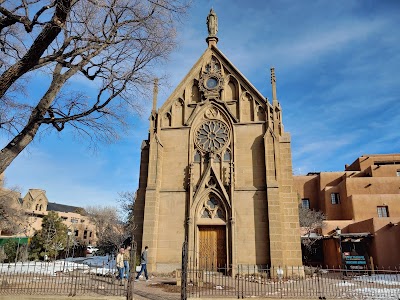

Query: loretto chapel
left=133, top=9, right=303, bottom=273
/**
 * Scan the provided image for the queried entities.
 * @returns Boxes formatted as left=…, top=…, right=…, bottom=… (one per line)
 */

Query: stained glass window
left=223, top=150, right=231, bottom=162
left=194, top=151, right=201, bottom=162
left=201, top=209, right=211, bottom=218
left=196, top=120, right=229, bottom=153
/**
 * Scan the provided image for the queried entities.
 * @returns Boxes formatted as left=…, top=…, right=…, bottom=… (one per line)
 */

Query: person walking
left=123, top=245, right=131, bottom=279
left=135, top=246, right=149, bottom=282
left=116, top=247, right=125, bottom=286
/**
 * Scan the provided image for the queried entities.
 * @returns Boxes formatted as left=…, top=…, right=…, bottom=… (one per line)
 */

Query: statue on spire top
left=207, top=8, right=218, bottom=37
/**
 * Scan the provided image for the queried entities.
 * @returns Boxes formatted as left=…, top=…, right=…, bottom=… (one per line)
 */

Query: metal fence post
left=181, top=237, right=188, bottom=300
left=126, top=241, right=137, bottom=300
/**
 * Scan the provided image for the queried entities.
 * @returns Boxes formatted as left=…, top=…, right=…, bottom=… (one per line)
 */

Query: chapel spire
left=206, top=8, right=218, bottom=48
left=152, top=78, right=159, bottom=113
left=270, top=67, right=283, bottom=135
left=271, top=67, right=277, bottom=102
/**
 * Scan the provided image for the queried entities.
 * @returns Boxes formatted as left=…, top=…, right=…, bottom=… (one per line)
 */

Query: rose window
left=195, top=120, right=229, bottom=153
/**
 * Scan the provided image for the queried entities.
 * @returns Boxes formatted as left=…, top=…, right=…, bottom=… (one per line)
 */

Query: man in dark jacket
left=135, top=246, right=149, bottom=281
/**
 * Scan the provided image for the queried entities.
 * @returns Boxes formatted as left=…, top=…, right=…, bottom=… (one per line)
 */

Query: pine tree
left=30, top=211, right=68, bottom=260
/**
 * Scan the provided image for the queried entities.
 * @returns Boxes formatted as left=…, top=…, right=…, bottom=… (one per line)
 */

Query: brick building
left=294, top=154, right=400, bottom=268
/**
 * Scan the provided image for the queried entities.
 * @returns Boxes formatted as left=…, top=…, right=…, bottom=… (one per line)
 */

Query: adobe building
left=294, top=154, right=400, bottom=268
left=133, top=9, right=302, bottom=272
left=0, top=185, right=97, bottom=247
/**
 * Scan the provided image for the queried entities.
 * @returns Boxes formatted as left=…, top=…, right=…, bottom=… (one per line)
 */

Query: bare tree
left=299, top=205, right=326, bottom=250
left=86, top=205, right=127, bottom=252
left=0, top=0, right=190, bottom=174
left=117, top=191, right=136, bottom=233
left=0, top=186, right=27, bottom=235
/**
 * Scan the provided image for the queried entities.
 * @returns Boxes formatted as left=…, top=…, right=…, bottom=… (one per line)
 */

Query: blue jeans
left=124, top=260, right=130, bottom=278
left=117, top=267, right=124, bottom=280
left=136, top=263, right=148, bottom=280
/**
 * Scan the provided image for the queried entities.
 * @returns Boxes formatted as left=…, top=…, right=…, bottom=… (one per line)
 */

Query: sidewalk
left=0, top=276, right=291, bottom=300
left=0, top=276, right=180, bottom=300
left=0, top=296, right=124, bottom=300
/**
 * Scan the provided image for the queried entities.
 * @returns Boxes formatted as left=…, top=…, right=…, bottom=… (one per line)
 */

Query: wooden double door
left=199, top=226, right=227, bottom=270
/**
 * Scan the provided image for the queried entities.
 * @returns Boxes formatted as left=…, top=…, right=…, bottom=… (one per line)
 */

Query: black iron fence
left=181, top=254, right=400, bottom=299
left=186, top=265, right=400, bottom=299
left=0, top=259, right=129, bottom=296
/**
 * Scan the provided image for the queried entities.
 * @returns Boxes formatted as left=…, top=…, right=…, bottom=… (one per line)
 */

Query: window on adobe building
left=89, top=231, right=92, bottom=238
left=302, top=198, right=310, bottom=209
left=377, top=206, right=389, bottom=218
left=83, top=230, right=88, bottom=239
left=71, top=218, right=79, bottom=223
left=331, top=193, right=340, bottom=205
left=75, top=230, right=79, bottom=237
left=397, top=170, right=400, bottom=177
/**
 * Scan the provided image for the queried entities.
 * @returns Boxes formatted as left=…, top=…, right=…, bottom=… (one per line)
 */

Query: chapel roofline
left=158, top=45, right=270, bottom=115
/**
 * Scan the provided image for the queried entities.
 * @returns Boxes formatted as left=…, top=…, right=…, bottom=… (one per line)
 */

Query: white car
left=86, top=245, right=99, bottom=255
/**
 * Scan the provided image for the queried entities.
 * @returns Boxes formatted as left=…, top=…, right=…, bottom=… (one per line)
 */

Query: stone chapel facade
left=133, top=10, right=302, bottom=272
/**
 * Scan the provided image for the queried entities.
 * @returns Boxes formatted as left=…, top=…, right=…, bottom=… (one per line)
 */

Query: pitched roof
left=47, top=202, right=86, bottom=215
left=159, top=45, right=268, bottom=114
left=28, top=189, right=46, bottom=199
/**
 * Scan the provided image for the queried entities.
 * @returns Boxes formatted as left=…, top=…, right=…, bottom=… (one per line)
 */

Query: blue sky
left=2, top=0, right=400, bottom=207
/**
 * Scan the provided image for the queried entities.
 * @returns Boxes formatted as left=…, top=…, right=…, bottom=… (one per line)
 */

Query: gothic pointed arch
left=225, top=74, right=239, bottom=101
left=191, top=178, right=231, bottom=225
left=196, top=191, right=228, bottom=225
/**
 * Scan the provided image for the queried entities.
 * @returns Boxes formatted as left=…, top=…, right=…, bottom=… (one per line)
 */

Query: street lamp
left=66, top=230, right=72, bottom=258
left=63, top=230, right=73, bottom=272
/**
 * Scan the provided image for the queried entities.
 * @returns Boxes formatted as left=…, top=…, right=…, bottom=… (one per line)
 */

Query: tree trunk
left=0, top=121, right=41, bottom=174
left=0, top=64, right=72, bottom=174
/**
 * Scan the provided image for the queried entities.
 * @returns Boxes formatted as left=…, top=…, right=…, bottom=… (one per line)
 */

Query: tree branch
left=0, top=0, right=73, bottom=99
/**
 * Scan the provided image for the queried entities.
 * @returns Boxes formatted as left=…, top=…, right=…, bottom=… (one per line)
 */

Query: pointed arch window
left=194, top=151, right=201, bottom=163
left=200, top=195, right=226, bottom=221
left=215, top=209, right=225, bottom=219
left=223, top=150, right=231, bottom=162
left=207, top=197, right=218, bottom=209
left=201, top=209, right=211, bottom=218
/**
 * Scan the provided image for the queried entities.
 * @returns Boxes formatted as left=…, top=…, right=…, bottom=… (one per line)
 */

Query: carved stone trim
left=199, top=71, right=224, bottom=100
left=194, top=120, right=230, bottom=153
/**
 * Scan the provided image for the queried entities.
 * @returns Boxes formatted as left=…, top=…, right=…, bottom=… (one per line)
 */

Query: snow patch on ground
left=0, top=255, right=117, bottom=276
left=354, top=274, right=400, bottom=286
